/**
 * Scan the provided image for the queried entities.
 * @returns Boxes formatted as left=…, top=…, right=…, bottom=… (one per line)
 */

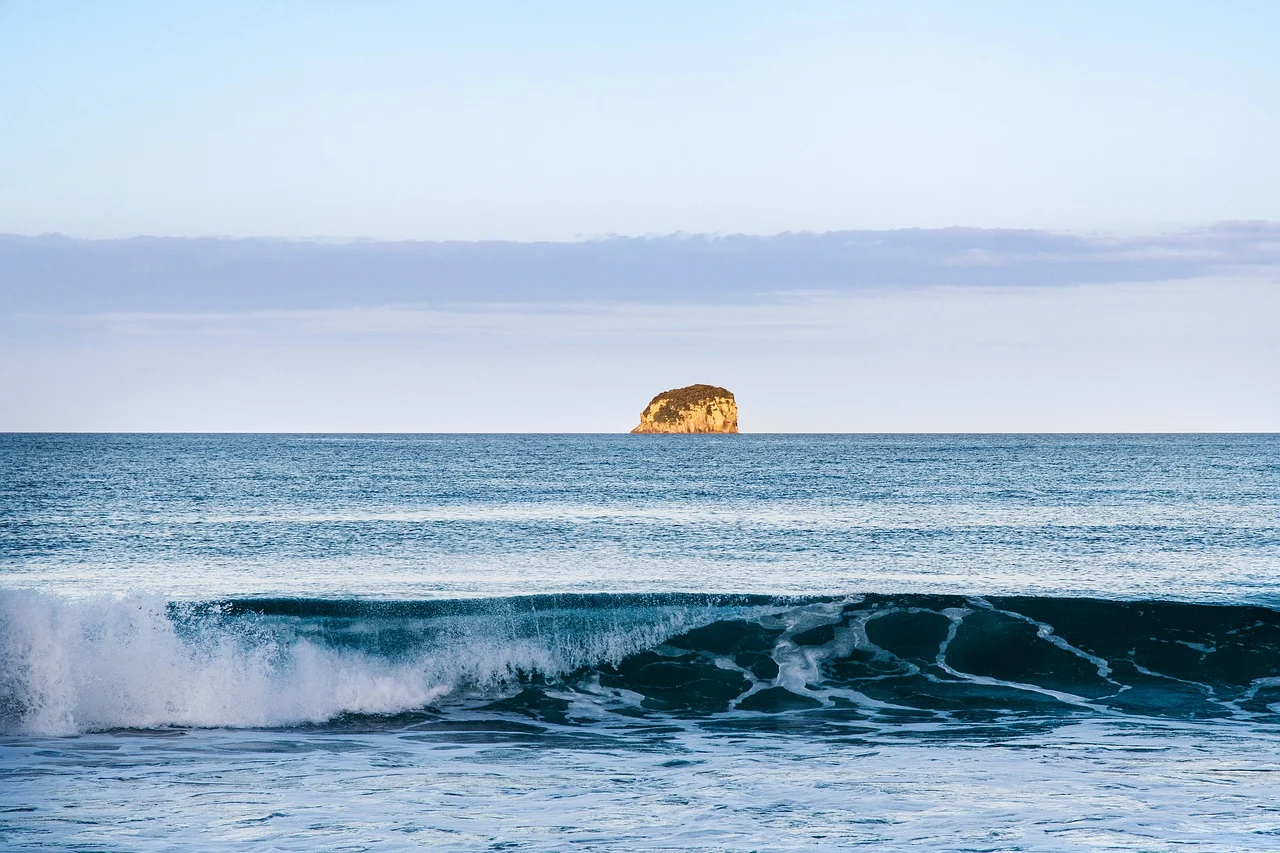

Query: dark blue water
left=2, top=434, right=1279, bottom=850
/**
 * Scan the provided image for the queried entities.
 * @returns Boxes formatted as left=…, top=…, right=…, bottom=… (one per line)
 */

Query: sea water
left=2, top=434, right=1279, bottom=850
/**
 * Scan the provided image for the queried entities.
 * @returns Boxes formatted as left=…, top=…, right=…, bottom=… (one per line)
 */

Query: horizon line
left=4, top=431, right=1277, bottom=437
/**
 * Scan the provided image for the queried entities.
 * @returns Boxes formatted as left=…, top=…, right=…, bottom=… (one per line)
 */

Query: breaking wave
left=3, top=590, right=1279, bottom=735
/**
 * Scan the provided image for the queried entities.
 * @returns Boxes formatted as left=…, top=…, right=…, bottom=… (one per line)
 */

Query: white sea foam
left=0, top=590, right=730, bottom=735
left=5, top=718, right=1280, bottom=851
left=0, top=591, right=452, bottom=734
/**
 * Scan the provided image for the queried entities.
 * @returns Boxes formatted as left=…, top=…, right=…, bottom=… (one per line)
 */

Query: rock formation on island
left=631, top=384, right=739, bottom=434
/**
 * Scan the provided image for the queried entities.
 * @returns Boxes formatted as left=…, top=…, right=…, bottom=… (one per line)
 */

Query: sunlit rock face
left=631, top=384, right=738, bottom=434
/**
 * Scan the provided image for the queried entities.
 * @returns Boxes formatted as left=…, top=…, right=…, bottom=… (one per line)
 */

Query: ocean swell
left=2, top=590, right=1279, bottom=736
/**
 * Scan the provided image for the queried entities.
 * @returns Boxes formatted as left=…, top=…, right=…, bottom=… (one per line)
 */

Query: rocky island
left=631, top=384, right=739, bottom=434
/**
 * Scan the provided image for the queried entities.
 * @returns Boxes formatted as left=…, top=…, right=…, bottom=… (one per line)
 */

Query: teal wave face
left=207, top=592, right=817, bottom=620
left=547, top=594, right=1280, bottom=722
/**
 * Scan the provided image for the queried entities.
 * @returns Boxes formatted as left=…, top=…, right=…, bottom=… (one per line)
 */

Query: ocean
left=2, top=433, right=1279, bottom=851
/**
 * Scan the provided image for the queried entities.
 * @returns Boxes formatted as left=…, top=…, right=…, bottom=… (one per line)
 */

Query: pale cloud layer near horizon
left=3, top=228, right=1277, bottom=432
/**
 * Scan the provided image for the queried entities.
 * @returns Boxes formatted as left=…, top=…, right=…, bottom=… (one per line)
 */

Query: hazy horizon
left=3, top=224, right=1277, bottom=432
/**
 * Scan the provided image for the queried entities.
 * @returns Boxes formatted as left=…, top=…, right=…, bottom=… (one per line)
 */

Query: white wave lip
left=0, top=591, right=459, bottom=735
left=0, top=590, right=724, bottom=736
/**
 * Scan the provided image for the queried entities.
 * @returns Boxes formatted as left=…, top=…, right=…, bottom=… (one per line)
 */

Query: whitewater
left=2, top=434, right=1279, bottom=850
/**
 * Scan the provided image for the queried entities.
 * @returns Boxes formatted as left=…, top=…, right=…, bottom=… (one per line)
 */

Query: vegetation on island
left=645, top=384, right=735, bottom=423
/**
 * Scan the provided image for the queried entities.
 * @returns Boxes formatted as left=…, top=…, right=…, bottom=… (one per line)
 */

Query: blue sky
left=1, top=3, right=1277, bottom=430
left=3, top=2, right=1278, bottom=239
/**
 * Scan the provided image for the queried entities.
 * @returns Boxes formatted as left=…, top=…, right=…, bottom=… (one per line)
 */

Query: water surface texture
left=2, top=434, right=1279, bottom=851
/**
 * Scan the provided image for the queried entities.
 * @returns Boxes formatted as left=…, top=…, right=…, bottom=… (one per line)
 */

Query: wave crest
left=0, top=591, right=780, bottom=734
left=3, top=591, right=1279, bottom=735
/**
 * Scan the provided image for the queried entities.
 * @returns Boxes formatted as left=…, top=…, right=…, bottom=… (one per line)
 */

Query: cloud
left=23, top=274, right=1267, bottom=347
left=3, top=223, right=1279, bottom=316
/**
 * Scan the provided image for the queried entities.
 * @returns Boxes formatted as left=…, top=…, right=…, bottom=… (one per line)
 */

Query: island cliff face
left=631, top=384, right=739, bottom=434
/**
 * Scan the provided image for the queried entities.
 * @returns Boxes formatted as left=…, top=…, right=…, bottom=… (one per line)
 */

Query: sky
left=1, top=3, right=1277, bottom=431
left=3, top=1, right=1280, bottom=239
